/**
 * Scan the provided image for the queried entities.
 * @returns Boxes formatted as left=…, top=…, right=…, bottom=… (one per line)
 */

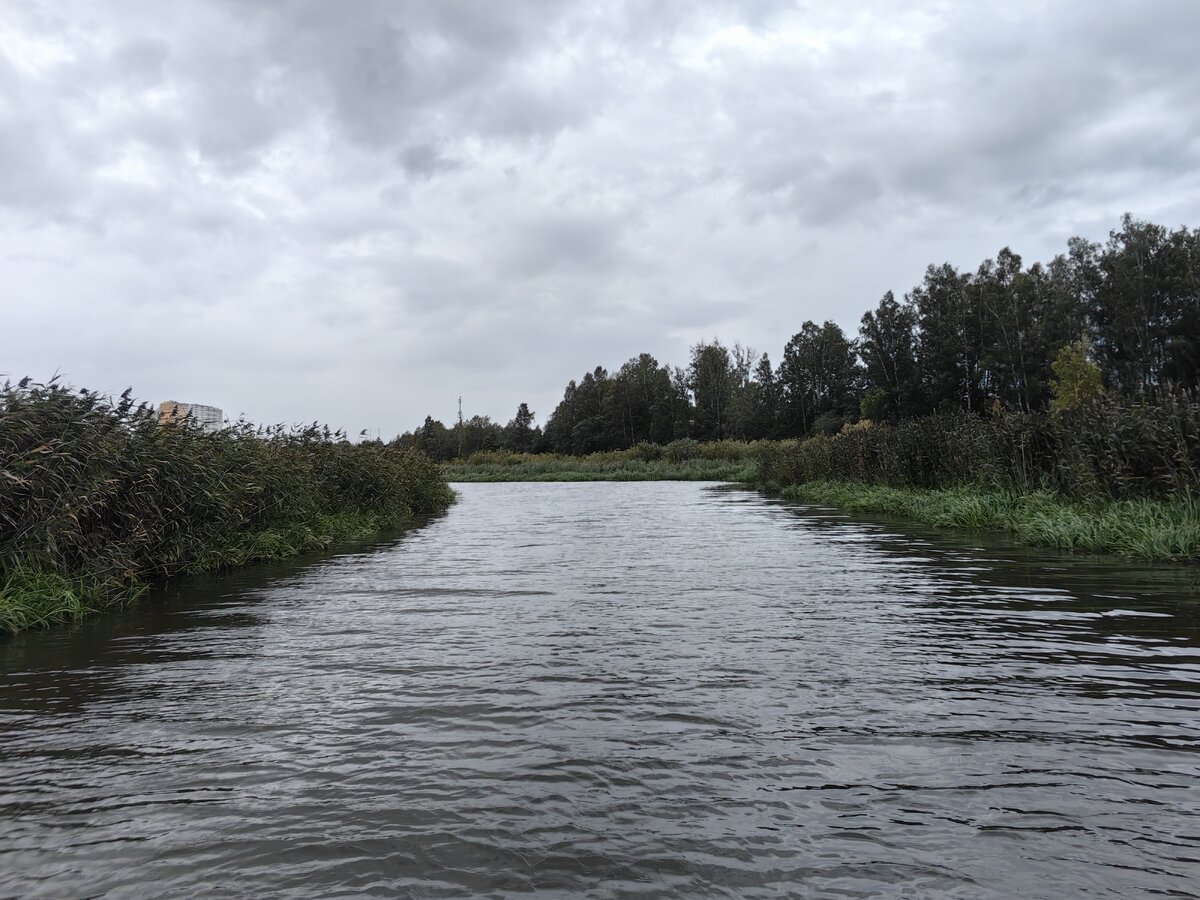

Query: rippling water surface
left=2, top=482, right=1198, bottom=898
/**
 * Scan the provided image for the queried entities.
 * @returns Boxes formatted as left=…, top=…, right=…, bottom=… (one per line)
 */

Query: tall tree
left=778, top=321, right=859, bottom=436
left=688, top=340, right=736, bottom=441
left=405, top=415, right=454, bottom=461
left=1092, top=215, right=1181, bottom=398
left=912, top=263, right=985, bottom=412
left=544, top=367, right=614, bottom=454
left=1162, top=225, right=1200, bottom=396
left=543, top=380, right=579, bottom=454
left=1044, top=238, right=1097, bottom=351
left=725, top=343, right=757, bottom=440
left=455, top=414, right=502, bottom=457
left=503, top=403, right=538, bottom=453
left=747, top=352, right=781, bottom=439
left=564, top=368, right=611, bottom=454
left=603, top=353, right=685, bottom=446
left=858, top=291, right=919, bottom=421
left=974, top=248, right=1030, bottom=410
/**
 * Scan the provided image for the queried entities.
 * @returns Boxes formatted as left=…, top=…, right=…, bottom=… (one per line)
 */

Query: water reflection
left=1, top=483, right=1197, bottom=898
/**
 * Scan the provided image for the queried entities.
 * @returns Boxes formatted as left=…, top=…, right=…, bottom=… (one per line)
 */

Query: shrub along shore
left=445, top=401, right=1200, bottom=562
left=756, top=401, right=1200, bottom=562
left=1, top=380, right=454, bottom=635
left=442, top=441, right=757, bottom=482
left=4, top=379, right=1195, bottom=638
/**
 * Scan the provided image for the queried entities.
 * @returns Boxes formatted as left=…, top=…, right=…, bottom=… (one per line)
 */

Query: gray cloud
left=397, top=142, right=463, bottom=180
left=494, top=210, right=635, bottom=279
left=2, top=0, right=1199, bottom=436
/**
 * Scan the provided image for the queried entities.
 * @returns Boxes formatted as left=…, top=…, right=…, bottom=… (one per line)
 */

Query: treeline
left=399, top=214, right=1199, bottom=458
left=1, top=379, right=454, bottom=632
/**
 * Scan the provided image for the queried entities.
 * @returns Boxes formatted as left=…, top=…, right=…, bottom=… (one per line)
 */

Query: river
left=1, top=482, right=1197, bottom=898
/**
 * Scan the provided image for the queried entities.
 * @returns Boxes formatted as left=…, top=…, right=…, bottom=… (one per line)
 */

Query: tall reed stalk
left=756, top=401, right=1200, bottom=561
left=757, top=401, right=1200, bottom=501
left=1, top=379, right=454, bottom=633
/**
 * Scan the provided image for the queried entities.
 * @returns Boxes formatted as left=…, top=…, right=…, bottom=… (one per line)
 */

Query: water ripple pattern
left=2, top=482, right=1198, bottom=898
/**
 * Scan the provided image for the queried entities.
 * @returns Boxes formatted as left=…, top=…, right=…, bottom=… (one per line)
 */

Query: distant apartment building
left=158, top=401, right=224, bottom=433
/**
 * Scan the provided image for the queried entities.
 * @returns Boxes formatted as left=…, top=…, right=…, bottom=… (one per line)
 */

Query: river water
left=1, top=482, right=1197, bottom=898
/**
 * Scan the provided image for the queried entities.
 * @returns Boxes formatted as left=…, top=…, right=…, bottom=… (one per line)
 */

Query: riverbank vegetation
left=443, top=442, right=756, bottom=482
left=0, top=379, right=454, bottom=634
left=779, top=481, right=1198, bottom=561
left=401, top=213, right=1199, bottom=559
left=756, top=401, right=1200, bottom=560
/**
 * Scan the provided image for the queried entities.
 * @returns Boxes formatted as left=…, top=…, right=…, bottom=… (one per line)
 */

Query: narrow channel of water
left=1, top=482, right=1197, bottom=898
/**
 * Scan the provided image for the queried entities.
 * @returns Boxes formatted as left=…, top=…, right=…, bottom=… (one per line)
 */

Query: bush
left=0, top=378, right=454, bottom=631
left=664, top=438, right=701, bottom=463
left=631, top=442, right=663, bottom=461
left=756, top=399, right=1200, bottom=502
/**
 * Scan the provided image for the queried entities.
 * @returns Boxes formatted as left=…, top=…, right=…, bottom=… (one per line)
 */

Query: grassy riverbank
left=443, top=444, right=757, bottom=482
left=1, top=379, right=455, bottom=634
left=445, top=458, right=754, bottom=482
left=783, top=481, right=1200, bottom=561
left=758, top=402, right=1200, bottom=562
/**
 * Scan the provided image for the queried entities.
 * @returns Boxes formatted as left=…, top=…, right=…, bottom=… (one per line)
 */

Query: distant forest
left=398, top=215, right=1199, bottom=460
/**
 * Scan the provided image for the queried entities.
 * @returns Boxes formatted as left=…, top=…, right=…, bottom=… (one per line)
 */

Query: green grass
left=781, top=480, right=1200, bottom=561
left=172, top=511, right=387, bottom=573
left=0, top=563, right=145, bottom=634
left=0, top=510, right=407, bottom=635
left=444, top=458, right=756, bottom=482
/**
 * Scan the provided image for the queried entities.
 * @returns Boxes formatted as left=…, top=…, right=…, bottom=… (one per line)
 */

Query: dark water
left=2, top=483, right=1198, bottom=899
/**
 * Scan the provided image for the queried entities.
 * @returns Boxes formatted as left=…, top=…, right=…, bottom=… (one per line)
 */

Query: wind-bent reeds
left=758, top=401, right=1200, bottom=561
left=0, top=379, right=454, bottom=634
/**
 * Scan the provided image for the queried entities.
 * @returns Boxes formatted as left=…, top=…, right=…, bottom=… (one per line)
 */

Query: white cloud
left=2, top=0, right=1198, bottom=435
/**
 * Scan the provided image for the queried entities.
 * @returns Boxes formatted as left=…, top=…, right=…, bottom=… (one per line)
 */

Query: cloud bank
left=3, top=0, right=1198, bottom=435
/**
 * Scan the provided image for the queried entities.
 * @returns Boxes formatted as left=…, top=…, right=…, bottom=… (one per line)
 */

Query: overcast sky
left=3, top=1, right=1198, bottom=437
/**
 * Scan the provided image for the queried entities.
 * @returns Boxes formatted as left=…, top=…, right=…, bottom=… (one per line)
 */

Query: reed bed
left=443, top=443, right=758, bottom=482
left=756, top=402, right=1200, bottom=501
left=757, top=401, right=1200, bottom=561
left=446, top=460, right=755, bottom=482
left=1, top=379, right=454, bottom=634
